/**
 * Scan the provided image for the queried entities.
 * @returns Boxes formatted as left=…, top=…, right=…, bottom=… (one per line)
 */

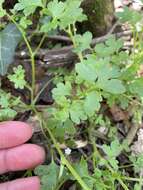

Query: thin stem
left=35, top=111, right=91, bottom=190
left=122, top=176, right=143, bottom=182
left=31, top=53, right=35, bottom=103
left=7, top=13, right=36, bottom=104
left=117, top=178, right=129, bottom=190
left=67, top=25, right=83, bottom=62
left=33, top=78, right=53, bottom=104
left=34, top=33, right=47, bottom=55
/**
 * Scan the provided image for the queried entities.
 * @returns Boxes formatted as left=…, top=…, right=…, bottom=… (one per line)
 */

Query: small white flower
left=65, top=148, right=71, bottom=155
left=20, top=51, right=26, bottom=56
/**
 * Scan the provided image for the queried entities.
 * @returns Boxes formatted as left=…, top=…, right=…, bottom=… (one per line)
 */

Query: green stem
left=35, top=112, right=91, bottom=190
left=33, top=78, right=53, bottom=104
left=122, top=176, right=143, bottom=182
left=34, top=34, right=47, bottom=55
left=117, top=178, right=129, bottom=190
left=7, top=13, right=36, bottom=104
left=67, top=25, right=83, bottom=62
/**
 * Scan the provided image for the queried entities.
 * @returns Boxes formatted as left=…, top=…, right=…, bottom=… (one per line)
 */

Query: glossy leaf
left=0, top=24, right=21, bottom=76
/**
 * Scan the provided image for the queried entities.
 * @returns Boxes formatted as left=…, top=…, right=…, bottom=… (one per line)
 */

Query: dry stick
left=123, top=124, right=141, bottom=146
left=15, top=26, right=132, bottom=61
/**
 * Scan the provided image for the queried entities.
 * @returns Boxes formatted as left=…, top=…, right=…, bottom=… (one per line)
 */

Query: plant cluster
left=1, top=0, right=143, bottom=189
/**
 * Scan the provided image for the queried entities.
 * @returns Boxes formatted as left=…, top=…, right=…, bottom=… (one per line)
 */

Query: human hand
left=0, top=121, right=45, bottom=190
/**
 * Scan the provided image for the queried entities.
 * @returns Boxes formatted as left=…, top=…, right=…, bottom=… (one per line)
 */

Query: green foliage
left=14, top=0, right=43, bottom=16
left=0, top=90, right=20, bottom=121
left=84, top=91, right=102, bottom=117
left=8, top=65, right=26, bottom=89
left=117, top=6, right=142, bottom=25
left=35, top=160, right=69, bottom=190
left=19, top=17, right=32, bottom=29
left=128, top=78, right=143, bottom=97
left=102, top=140, right=123, bottom=170
left=0, top=0, right=6, bottom=17
left=130, top=154, right=143, bottom=174
left=41, top=0, right=87, bottom=32
left=73, top=31, right=92, bottom=54
left=2, top=1, right=143, bottom=189
left=0, top=24, right=22, bottom=76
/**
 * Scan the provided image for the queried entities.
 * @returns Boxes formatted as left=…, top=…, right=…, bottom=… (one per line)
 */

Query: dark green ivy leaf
left=0, top=24, right=22, bottom=76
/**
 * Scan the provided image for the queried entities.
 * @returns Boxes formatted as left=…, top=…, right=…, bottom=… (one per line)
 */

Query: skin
left=0, top=121, right=46, bottom=190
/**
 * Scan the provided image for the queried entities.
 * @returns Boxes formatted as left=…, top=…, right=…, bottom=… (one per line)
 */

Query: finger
left=0, top=121, right=33, bottom=149
left=0, top=144, right=45, bottom=174
left=0, top=177, right=41, bottom=190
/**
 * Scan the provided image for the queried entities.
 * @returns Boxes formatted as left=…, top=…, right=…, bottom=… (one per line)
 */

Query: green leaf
left=74, top=31, right=92, bottom=53
left=0, top=108, right=17, bottom=121
left=0, top=24, right=22, bottom=76
left=98, top=79, right=126, bottom=94
left=102, top=140, right=122, bottom=170
left=35, top=161, right=60, bottom=190
left=59, top=0, right=87, bottom=29
left=117, top=6, right=142, bottom=25
left=8, top=65, right=26, bottom=89
left=74, top=158, right=89, bottom=177
left=19, top=17, right=32, bottom=29
left=73, top=158, right=94, bottom=189
left=0, top=0, right=6, bottom=17
left=128, top=78, right=143, bottom=97
left=47, top=0, right=65, bottom=18
left=14, top=0, right=43, bottom=16
left=95, top=36, right=123, bottom=57
left=84, top=91, right=102, bottom=116
left=95, top=63, right=121, bottom=81
left=75, top=62, right=97, bottom=82
left=0, top=93, right=10, bottom=108
left=134, top=183, right=141, bottom=190
left=70, top=101, right=87, bottom=124
left=63, top=119, right=75, bottom=135
left=102, top=140, right=122, bottom=158
left=130, top=154, right=143, bottom=173
left=52, top=81, right=71, bottom=101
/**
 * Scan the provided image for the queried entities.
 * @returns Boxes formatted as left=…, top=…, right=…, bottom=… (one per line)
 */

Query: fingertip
left=0, top=121, right=33, bottom=148
left=6, top=144, right=45, bottom=172
left=0, top=177, right=41, bottom=190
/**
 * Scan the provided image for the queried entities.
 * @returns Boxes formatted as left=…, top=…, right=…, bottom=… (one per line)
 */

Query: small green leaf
left=102, top=140, right=122, bottom=170
left=35, top=161, right=60, bottom=190
left=95, top=36, right=123, bottom=57
left=0, top=0, right=6, bottom=17
left=52, top=81, right=71, bottom=101
left=103, top=140, right=122, bottom=158
left=98, top=79, right=126, bottom=94
left=0, top=93, right=10, bottom=108
left=8, top=65, right=26, bottom=89
left=63, top=119, right=75, bottom=135
left=14, top=0, right=43, bottom=16
left=0, top=108, right=17, bottom=121
left=70, top=101, right=87, bottom=124
left=75, top=62, right=97, bottom=82
left=19, top=17, right=32, bottom=29
left=84, top=91, right=102, bottom=116
left=74, top=31, right=92, bottom=53
left=59, top=0, right=87, bottom=29
left=47, top=0, right=65, bottom=18
left=117, top=6, right=142, bottom=25
left=128, top=78, right=143, bottom=97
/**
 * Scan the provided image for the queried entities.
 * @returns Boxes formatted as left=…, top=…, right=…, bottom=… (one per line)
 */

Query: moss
left=81, top=0, right=115, bottom=37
